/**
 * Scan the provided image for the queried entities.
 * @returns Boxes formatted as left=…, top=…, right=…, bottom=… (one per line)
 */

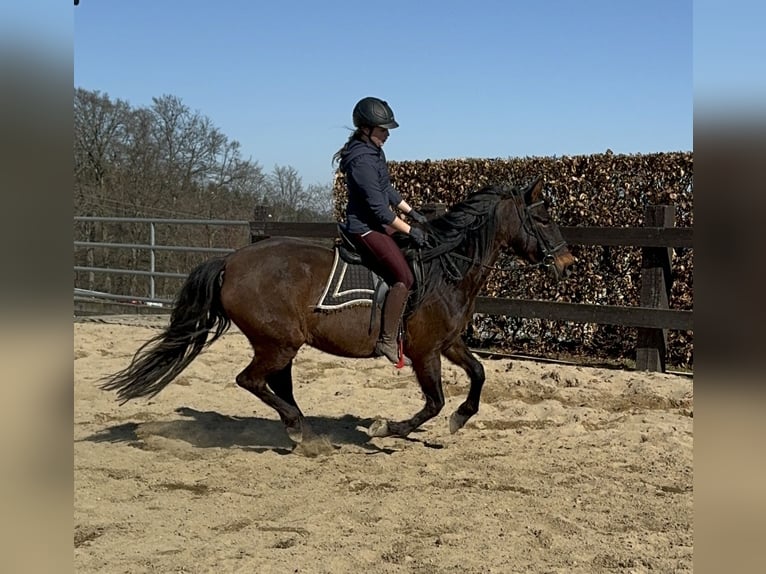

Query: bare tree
left=261, top=166, right=334, bottom=221
left=303, top=182, right=334, bottom=221
left=74, top=89, right=135, bottom=292
left=74, top=88, right=132, bottom=215
left=74, top=88, right=339, bottom=298
left=261, top=165, right=300, bottom=221
left=74, top=88, right=276, bottom=298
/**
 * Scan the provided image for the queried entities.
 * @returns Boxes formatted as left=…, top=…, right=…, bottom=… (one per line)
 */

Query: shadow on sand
left=80, top=407, right=418, bottom=454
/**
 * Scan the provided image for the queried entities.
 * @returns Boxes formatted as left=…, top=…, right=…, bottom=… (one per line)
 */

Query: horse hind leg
left=236, top=356, right=308, bottom=443
left=266, top=360, right=312, bottom=440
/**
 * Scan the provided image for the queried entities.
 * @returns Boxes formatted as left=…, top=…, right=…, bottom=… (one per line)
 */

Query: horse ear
left=524, top=176, right=544, bottom=204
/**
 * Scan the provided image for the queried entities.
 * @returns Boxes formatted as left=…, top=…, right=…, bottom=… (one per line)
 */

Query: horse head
left=501, top=177, right=575, bottom=280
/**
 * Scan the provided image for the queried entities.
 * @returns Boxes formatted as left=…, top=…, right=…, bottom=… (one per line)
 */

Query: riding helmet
left=352, top=97, right=399, bottom=129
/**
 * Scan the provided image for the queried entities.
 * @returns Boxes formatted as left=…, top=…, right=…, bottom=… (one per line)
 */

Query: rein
left=441, top=251, right=544, bottom=275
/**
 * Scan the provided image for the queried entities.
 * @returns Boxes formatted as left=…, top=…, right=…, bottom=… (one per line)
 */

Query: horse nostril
left=563, top=264, right=576, bottom=278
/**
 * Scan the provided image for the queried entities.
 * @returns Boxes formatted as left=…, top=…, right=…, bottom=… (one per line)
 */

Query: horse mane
left=400, top=184, right=519, bottom=309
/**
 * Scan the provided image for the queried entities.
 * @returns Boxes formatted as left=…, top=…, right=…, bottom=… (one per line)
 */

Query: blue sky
left=72, top=1, right=694, bottom=187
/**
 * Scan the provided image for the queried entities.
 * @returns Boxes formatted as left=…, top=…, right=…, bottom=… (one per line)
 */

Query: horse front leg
left=441, top=338, right=486, bottom=433
left=368, top=353, right=445, bottom=438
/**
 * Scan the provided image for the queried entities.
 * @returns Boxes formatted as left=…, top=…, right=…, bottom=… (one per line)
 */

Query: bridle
left=513, top=192, right=568, bottom=275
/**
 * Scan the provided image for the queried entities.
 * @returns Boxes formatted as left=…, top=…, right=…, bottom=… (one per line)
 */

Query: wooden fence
left=251, top=205, right=692, bottom=373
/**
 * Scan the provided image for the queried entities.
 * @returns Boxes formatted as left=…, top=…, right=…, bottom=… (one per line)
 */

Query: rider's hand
left=409, top=227, right=426, bottom=247
left=408, top=210, right=428, bottom=224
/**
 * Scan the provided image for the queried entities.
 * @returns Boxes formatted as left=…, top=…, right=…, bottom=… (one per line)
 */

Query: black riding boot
left=375, top=282, right=411, bottom=366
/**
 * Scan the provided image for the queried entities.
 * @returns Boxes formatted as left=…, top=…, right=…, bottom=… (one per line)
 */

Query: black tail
left=100, top=257, right=231, bottom=404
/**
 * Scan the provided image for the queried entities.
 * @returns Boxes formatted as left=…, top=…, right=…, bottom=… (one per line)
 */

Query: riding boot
left=375, top=282, right=412, bottom=366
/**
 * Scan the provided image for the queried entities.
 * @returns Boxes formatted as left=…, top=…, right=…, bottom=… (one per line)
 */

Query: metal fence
left=74, top=216, right=250, bottom=305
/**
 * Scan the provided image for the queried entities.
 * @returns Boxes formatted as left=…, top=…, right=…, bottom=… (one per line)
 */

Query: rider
left=332, top=96, right=428, bottom=365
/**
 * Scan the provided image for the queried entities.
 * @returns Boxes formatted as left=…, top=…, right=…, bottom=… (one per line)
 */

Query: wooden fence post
left=635, top=205, right=675, bottom=372
left=250, top=205, right=270, bottom=243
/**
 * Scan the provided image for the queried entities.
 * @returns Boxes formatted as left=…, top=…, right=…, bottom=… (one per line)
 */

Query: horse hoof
left=368, top=419, right=390, bottom=437
left=449, top=412, right=470, bottom=434
left=285, top=423, right=304, bottom=444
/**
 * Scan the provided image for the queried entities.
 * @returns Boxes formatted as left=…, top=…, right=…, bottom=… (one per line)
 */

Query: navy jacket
left=340, top=139, right=403, bottom=234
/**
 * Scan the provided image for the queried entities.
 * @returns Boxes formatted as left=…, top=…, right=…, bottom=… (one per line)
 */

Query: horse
left=101, top=176, right=575, bottom=443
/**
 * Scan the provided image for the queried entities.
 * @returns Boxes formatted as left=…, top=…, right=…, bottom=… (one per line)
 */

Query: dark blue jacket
left=340, top=139, right=403, bottom=234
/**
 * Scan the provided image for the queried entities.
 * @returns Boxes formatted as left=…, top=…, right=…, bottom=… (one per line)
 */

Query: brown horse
left=101, top=177, right=575, bottom=443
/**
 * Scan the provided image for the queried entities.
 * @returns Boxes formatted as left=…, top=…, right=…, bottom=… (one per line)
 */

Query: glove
left=409, top=226, right=427, bottom=247
left=408, top=210, right=428, bottom=224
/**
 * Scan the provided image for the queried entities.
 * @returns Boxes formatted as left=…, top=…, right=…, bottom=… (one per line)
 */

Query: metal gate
left=74, top=216, right=250, bottom=306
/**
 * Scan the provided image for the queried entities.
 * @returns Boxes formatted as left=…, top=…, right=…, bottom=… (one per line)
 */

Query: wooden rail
left=250, top=222, right=692, bottom=248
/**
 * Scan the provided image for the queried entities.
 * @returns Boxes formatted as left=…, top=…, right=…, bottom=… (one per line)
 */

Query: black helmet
left=352, top=96, right=399, bottom=129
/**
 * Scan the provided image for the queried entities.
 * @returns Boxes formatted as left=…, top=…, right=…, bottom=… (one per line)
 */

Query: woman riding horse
left=332, top=96, right=428, bottom=365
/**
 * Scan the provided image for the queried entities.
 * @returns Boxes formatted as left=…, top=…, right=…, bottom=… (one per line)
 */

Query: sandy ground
left=74, top=316, right=693, bottom=574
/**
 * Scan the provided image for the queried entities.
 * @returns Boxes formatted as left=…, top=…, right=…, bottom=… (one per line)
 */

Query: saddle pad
left=316, top=248, right=378, bottom=310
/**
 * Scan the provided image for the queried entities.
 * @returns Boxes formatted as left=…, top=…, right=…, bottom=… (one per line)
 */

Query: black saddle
left=336, top=223, right=364, bottom=265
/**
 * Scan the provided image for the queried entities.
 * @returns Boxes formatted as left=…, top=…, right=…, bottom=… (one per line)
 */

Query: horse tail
left=100, top=257, right=231, bottom=404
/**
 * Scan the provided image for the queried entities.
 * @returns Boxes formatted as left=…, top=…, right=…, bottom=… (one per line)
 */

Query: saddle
left=335, top=223, right=366, bottom=266
left=315, top=225, right=388, bottom=324
left=316, top=224, right=423, bottom=334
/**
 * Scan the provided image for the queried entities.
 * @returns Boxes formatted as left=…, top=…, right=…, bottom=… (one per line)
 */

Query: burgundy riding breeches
left=352, top=229, right=414, bottom=289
